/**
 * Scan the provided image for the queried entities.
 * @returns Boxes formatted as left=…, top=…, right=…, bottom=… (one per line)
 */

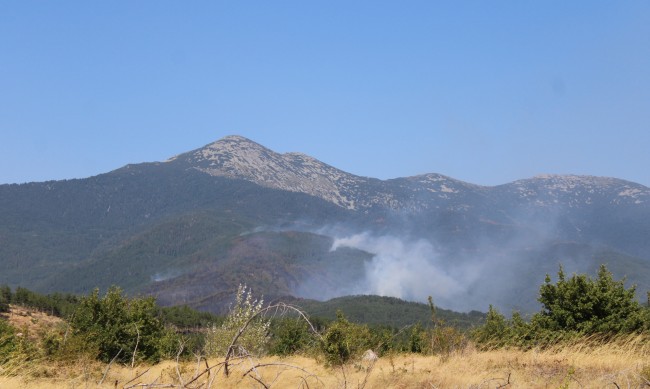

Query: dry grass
left=2, top=305, right=64, bottom=343
left=2, top=305, right=649, bottom=388
left=2, top=335, right=649, bottom=389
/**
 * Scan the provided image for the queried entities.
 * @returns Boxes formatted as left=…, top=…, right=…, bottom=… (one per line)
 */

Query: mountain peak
left=220, top=134, right=254, bottom=142
left=508, top=174, right=649, bottom=206
left=208, top=135, right=265, bottom=148
left=164, top=136, right=649, bottom=210
left=531, top=174, right=621, bottom=186
left=169, top=135, right=363, bottom=209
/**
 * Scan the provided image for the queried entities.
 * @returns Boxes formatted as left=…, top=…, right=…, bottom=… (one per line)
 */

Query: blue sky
left=1, top=1, right=649, bottom=186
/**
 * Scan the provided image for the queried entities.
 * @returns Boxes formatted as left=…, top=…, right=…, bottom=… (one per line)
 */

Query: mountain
left=1, top=135, right=648, bottom=313
left=168, top=135, right=486, bottom=212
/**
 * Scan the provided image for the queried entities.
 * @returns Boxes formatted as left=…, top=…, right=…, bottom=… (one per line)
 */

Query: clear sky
left=1, top=1, right=649, bottom=186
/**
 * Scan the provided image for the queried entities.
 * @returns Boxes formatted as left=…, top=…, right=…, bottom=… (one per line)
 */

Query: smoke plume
left=330, top=233, right=486, bottom=311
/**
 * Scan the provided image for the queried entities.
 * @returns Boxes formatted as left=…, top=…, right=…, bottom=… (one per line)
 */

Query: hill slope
left=1, top=135, right=649, bottom=313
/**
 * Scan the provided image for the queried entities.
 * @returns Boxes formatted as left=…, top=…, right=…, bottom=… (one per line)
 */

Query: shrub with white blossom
left=204, top=284, right=270, bottom=357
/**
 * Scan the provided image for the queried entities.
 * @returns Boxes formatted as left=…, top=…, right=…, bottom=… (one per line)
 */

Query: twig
left=241, top=362, right=323, bottom=384
left=239, top=361, right=326, bottom=389
left=298, top=375, right=312, bottom=389
left=131, top=324, right=141, bottom=369
left=496, top=372, right=511, bottom=388
left=641, top=373, right=650, bottom=387
left=187, top=352, right=204, bottom=385
left=175, top=341, right=185, bottom=387
left=358, top=358, right=377, bottom=389
left=374, top=323, right=413, bottom=353
left=62, top=312, right=74, bottom=348
left=246, top=354, right=263, bottom=383
left=183, top=356, right=248, bottom=387
left=123, top=367, right=151, bottom=387
left=98, top=348, right=122, bottom=385
left=204, top=357, right=211, bottom=381
left=246, top=374, right=270, bottom=389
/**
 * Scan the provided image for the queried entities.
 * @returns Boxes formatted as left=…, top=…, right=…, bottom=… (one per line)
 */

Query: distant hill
left=1, top=135, right=649, bottom=313
left=288, top=295, right=485, bottom=330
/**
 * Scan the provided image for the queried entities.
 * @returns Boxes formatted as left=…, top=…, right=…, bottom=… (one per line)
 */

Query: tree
left=535, top=264, right=643, bottom=334
left=472, top=305, right=509, bottom=347
left=0, top=285, right=10, bottom=313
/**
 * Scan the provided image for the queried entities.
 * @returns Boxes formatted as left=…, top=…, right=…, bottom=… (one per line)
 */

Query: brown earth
left=2, top=305, right=65, bottom=343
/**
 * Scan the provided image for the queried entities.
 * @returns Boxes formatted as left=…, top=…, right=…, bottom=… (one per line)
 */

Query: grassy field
left=2, top=337, right=649, bottom=388
left=2, top=302, right=650, bottom=388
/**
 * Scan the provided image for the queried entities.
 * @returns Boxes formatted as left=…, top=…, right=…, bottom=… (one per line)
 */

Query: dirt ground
left=2, top=305, right=65, bottom=342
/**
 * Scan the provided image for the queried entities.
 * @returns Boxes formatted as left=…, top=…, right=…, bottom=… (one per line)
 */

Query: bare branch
left=175, top=341, right=185, bottom=386
left=131, top=324, right=141, bottom=369
left=246, top=374, right=270, bottom=389
left=123, top=367, right=151, bottom=387
left=241, top=362, right=322, bottom=382
left=98, top=348, right=122, bottom=385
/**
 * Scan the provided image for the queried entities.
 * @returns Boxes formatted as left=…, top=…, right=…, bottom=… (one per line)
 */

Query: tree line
left=1, top=264, right=649, bottom=368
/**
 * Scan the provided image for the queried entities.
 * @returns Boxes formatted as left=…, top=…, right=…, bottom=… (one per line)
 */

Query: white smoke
left=151, top=269, right=182, bottom=282
left=331, top=233, right=486, bottom=310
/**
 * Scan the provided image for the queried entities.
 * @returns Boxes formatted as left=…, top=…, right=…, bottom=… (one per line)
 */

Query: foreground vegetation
left=1, top=265, right=650, bottom=388
left=2, top=341, right=650, bottom=388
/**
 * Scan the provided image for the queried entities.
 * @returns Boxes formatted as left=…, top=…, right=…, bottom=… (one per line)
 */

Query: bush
left=471, top=305, right=510, bottom=348
left=0, top=319, right=16, bottom=364
left=269, top=317, right=315, bottom=356
left=320, top=311, right=373, bottom=366
left=536, top=264, right=644, bottom=334
left=473, top=264, right=647, bottom=349
left=204, top=285, right=270, bottom=357
left=0, top=285, right=10, bottom=313
left=159, top=305, right=222, bottom=329
left=68, top=286, right=177, bottom=364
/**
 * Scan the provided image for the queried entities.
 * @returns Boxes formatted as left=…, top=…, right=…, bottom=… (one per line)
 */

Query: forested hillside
left=1, top=136, right=649, bottom=313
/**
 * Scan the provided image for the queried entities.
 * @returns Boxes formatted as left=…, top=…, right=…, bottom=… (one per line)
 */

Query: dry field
left=3, top=305, right=65, bottom=341
left=2, top=338, right=649, bottom=389
left=2, top=305, right=649, bottom=388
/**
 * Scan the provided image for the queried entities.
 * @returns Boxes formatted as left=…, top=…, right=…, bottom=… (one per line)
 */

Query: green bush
left=320, top=311, right=373, bottom=366
left=40, top=327, right=64, bottom=359
left=536, top=264, right=644, bottom=334
left=68, top=286, right=178, bottom=364
left=269, top=317, right=315, bottom=356
left=0, top=319, right=16, bottom=364
left=471, top=305, right=509, bottom=348
left=473, top=264, right=648, bottom=349
left=159, top=305, right=222, bottom=329
left=0, top=285, right=10, bottom=313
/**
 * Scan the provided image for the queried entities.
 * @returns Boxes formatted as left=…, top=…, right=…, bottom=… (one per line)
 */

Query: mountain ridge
left=163, top=135, right=649, bottom=212
left=1, top=135, right=649, bottom=313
